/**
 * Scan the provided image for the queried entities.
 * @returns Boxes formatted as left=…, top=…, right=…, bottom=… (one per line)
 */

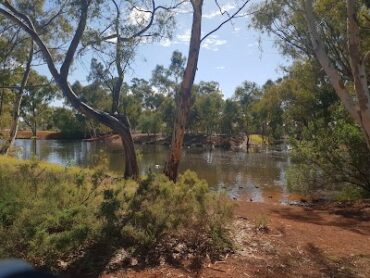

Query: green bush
left=0, top=157, right=234, bottom=270
left=51, top=108, right=87, bottom=139
left=0, top=157, right=105, bottom=268
left=121, top=171, right=234, bottom=261
left=287, top=108, right=370, bottom=198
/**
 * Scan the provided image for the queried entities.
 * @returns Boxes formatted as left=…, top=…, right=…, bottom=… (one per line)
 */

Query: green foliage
left=20, top=71, right=57, bottom=134
left=121, top=171, right=234, bottom=260
left=221, top=99, right=243, bottom=135
left=0, top=157, right=234, bottom=269
left=51, top=108, right=87, bottom=139
left=0, top=157, right=103, bottom=268
left=193, top=85, right=224, bottom=135
left=138, top=112, right=163, bottom=135
left=158, top=96, right=176, bottom=135
left=287, top=107, right=370, bottom=196
left=151, top=50, right=185, bottom=95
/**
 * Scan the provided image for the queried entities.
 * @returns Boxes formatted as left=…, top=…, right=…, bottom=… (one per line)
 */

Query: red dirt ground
left=99, top=199, right=370, bottom=278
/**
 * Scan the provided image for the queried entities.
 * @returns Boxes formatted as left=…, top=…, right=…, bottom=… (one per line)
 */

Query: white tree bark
left=304, top=0, right=370, bottom=148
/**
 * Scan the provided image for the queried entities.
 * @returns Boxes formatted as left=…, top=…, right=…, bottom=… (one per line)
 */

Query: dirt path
left=100, top=200, right=370, bottom=278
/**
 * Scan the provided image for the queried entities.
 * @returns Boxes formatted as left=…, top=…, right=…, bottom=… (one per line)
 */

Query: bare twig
left=201, top=1, right=250, bottom=43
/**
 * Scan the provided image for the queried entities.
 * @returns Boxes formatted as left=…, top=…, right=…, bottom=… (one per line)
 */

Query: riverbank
left=10, top=130, right=267, bottom=151
left=15, top=130, right=69, bottom=140
left=1, top=156, right=368, bottom=277
left=87, top=133, right=267, bottom=152
left=103, top=199, right=370, bottom=278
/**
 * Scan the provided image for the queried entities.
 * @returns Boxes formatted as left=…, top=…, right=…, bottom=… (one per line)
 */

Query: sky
left=37, top=0, right=290, bottom=100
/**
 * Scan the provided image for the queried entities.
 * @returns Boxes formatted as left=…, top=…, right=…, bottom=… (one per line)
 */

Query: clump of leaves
left=287, top=108, right=370, bottom=198
left=0, top=156, right=234, bottom=271
left=121, top=171, right=234, bottom=263
left=0, top=157, right=103, bottom=269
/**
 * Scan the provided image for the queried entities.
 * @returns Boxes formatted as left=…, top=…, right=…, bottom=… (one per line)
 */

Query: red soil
left=101, top=199, right=370, bottom=278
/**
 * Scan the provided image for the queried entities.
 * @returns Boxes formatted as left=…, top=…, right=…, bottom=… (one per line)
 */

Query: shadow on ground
left=271, top=202, right=370, bottom=236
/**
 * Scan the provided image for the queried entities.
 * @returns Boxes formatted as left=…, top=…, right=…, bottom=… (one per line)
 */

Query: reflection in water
left=14, top=139, right=292, bottom=202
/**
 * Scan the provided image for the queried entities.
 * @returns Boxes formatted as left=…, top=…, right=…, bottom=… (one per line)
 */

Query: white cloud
left=216, top=66, right=225, bottom=70
left=174, top=2, right=193, bottom=14
left=203, top=4, right=236, bottom=19
left=106, top=36, right=117, bottom=43
left=159, top=38, right=173, bottom=47
left=157, top=30, right=227, bottom=52
left=128, top=7, right=151, bottom=26
left=176, top=29, right=191, bottom=43
left=202, top=35, right=227, bottom=51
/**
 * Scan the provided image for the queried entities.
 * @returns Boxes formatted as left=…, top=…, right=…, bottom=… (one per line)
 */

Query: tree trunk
left=109, top=0, right=138, bottom=178
left=346, top=0, right=370, bottom=147
left=56, top=78, right=139, bottom=178
left=304, top=0, right=370, bottom=148
left=0, top=42, right=33, bottom=155
left=0, top=1, right=139, bottom=178
left=119, top=128, right=139, bottom=179
left=0, top=92, right=22, bottom=154
left=0, top=88, right=4, bottom=116
left=246, top=134, right=250, bottom=153
left=31, top=105, right=37, bottom=138
left=32, top=120, right=37, bottom=138
left=31, top=138, right=37, bottom=156
left=164, top=0, right=203, bottom=182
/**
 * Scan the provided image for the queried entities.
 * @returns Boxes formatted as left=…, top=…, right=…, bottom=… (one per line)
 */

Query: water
left=13, top=139, right=293, bottom=202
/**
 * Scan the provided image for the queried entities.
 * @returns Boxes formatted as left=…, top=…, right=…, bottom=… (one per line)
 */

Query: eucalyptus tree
left=251, top=0, right=370, bottom=148
left=0, top=0, right=181, bottom=178
left=0, top=15, right=33, bottom=154
left=193, top=81, right=223, bottom=135
left=151, top=50, right=186, bottom=133
left=164, top=0, right=252, bottom=181
left=20, top=71, right=56, bottom=137
left=151, top=50, right=186, bottom=96
left=234, top=80, right=260, bottom=150
left=78, top=0, right=180, bottom=178
left=0, top=65, right=18, bottom=131
left=0, top=0, right=70, bottom=154
left=304, top=0, right=370, bottom=148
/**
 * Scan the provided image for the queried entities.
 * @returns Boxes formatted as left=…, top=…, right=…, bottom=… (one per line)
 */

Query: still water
left=14, top=139, right=292, bottom=202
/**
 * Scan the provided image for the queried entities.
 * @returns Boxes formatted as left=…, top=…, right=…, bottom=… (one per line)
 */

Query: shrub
left=0, top=157, right=234, bottom=270
left=121, top=171, right=234, bottom=262
left=0, top=157, right=104, bottom=268
left=287, top=110, right=370, bottom=198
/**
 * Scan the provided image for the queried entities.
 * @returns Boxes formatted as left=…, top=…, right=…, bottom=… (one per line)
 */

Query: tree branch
left=201, top=0, right=250, bottom=43
left=60, top=1, right=90, bottom=78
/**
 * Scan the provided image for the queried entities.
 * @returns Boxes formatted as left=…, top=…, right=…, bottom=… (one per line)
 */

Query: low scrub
left=287, top=113, right=370, bottom=199
left=0, top=157, right=234, bottom=271
left=0, top=156, right=106, bottom=268
left=121, top=171, right=234, bottom=263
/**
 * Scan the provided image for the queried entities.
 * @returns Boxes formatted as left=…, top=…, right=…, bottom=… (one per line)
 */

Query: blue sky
left=37, top=0, right=289, bottom=100
left=127, top=0, right=290, bottom=98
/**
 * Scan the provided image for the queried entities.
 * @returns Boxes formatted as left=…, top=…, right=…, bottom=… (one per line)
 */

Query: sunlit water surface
left=14, top=139, right=293, bottom=203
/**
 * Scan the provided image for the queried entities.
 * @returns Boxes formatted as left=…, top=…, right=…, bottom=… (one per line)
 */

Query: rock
left=174, top=243, right=185, bottom=253
left=130, top=258, right=138, bottom=266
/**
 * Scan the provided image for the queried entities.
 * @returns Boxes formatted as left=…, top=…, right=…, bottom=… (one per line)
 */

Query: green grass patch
left=249, top=134, right=265, bottom=144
